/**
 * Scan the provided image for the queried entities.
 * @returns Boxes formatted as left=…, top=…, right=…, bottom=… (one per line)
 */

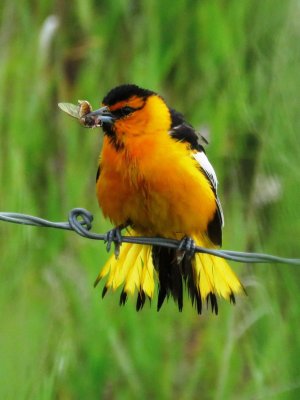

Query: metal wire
left=0, top=208, right=299, bottom=265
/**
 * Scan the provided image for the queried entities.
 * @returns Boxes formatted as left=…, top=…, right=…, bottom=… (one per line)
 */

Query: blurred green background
left=1, top=0, right=300, bottom=399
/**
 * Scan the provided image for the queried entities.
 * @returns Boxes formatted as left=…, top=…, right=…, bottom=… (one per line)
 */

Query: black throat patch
left=102, top=123, right=124, bottom=151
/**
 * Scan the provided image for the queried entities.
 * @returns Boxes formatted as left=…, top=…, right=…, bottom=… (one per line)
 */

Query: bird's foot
left=104, top=225, right=124, bottom=258
left=176, top=236, right=196, bottom=263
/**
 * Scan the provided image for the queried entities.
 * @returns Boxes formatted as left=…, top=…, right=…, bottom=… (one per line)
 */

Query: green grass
left=1, top=0, right=300, bottom=399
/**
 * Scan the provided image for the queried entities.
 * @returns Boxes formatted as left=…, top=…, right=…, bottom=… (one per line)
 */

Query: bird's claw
left=104, top=226, right=123, bottom=258
left=176, top=236, right=196, bottom=263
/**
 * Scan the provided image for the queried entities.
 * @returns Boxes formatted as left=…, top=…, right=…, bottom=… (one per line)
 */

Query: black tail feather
left=102, top=286, right=108, bottom=298
left=207, top=292, right=218, bottom=315
left=229, top=292, right=236, bottom=304
left=119, top=290, right=127, bottom=305
left=153, top=246, right=170, bottom=311
left=157, top=287, right=168, bottom=311
left=152, top=245, right=222, bottom=315
left=171, top=256, right=183, bottom=311
left=182, top=256, right=202, bottom=314
left=136, top=291, right=146, bottom=311
left=152, top=246, right=183, bottom=313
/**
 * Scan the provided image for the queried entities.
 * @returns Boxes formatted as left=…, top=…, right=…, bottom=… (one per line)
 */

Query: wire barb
left=68, top=208, right=94, bottom=236
left=0, top=208, right=299, bottom=265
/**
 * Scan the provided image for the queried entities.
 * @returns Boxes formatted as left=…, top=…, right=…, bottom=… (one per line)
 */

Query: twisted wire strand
left=0, top=208, right=299, bottom=265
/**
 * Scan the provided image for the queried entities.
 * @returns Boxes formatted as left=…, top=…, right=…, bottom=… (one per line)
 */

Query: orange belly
left=97, top=135, right=216, bottom=237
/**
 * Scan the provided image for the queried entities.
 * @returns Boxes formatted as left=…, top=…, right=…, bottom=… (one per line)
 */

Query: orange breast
left=97, top=134, right=217, bottom=237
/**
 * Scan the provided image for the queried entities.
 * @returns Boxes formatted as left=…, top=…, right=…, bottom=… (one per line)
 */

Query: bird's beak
left=81, top=106, right=115, bottom=127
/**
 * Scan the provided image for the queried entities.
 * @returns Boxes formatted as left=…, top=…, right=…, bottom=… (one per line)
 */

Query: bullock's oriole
left=89, top=84, right=244, bottom=314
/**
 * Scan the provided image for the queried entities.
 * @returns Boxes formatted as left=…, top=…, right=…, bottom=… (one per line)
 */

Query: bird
left=88, top=84, right=244, bottom=314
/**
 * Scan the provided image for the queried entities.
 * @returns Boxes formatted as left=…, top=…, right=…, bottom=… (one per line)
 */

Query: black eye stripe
left=111, top=106, right=134, bottom=119
left=111, top=104, right=144, bottom=119
left=122, top=106, right=135, bottom=114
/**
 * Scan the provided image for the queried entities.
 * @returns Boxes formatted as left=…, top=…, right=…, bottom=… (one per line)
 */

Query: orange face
left=103, top=94, right=172, bottom=148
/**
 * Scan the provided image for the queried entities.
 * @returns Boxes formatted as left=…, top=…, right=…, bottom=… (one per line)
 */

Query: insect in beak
left=58, top=101, right=115, bottom=128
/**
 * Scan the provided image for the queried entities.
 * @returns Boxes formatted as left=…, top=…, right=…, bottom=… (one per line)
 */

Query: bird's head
left=86, top=84, right=172, bottom=146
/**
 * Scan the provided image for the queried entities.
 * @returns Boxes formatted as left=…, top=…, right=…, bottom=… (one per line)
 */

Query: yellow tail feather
left=94, top=231, right=244, bottom=313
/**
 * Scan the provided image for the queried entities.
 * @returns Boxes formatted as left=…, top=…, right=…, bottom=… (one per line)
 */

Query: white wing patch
left=193, top=151, right=224, bottom=227
left=193, top=151, right=218, bottom=189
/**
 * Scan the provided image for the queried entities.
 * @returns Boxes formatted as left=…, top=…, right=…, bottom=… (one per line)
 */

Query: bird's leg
left=104, top=223, right=128, bottom=258
left=176, top=236, right=196, bottom=263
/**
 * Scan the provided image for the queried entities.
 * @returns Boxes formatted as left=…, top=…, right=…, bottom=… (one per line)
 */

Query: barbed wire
left=0, top=208, right=299, bottom=265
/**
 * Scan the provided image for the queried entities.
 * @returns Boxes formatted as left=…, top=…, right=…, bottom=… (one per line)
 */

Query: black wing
left=169, top=108, right=207, bottom=152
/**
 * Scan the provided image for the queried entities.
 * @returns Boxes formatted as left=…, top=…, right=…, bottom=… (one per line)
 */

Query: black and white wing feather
left=169, top=109, right=224, bottom=245
left=193, top=151, right=224, bottom=227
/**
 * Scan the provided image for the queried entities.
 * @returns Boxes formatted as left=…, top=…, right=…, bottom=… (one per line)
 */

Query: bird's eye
left=111, top=105, right=136, bottom=119
left=122, top=106, right=135, bottom=115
